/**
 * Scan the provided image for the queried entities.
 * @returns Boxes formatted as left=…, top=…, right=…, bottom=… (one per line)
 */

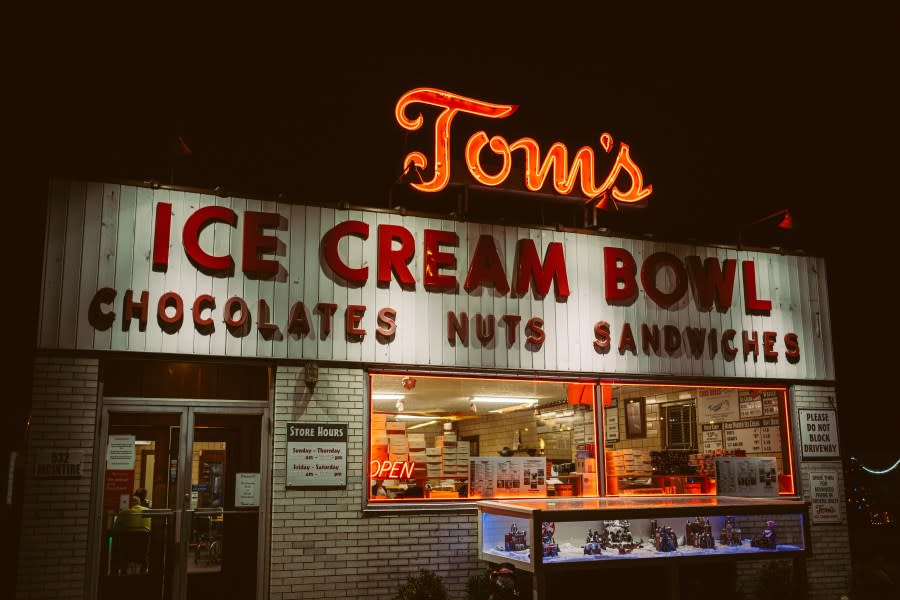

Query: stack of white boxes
left=386, top=420, right=409, bottom=468
left=436, top=433, right=469, bottom=478
left=425, top=447, right=442, bottom=478
left=606, top=449, right=652, bottom=476
left=407, top=433, right=427, bottom=479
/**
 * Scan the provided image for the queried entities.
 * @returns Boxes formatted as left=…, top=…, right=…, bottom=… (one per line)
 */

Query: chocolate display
left=504, top=523, right=528, bottom=552
left=541, top=522, right=559, bottom=557
left=751, top=520, right=777, bottom=549
left=719, top=516, right=743, bottom=547
left=685, top=517, right=715, bottom=549
left=583, top=528, right=603, bottom=555
left=654, top=525, right=678, bottom=552
left=604, top=520, right=642, bottom=554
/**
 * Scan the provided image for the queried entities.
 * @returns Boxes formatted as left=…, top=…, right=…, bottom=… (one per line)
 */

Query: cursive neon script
left=395, top=87, right=652, bottom=208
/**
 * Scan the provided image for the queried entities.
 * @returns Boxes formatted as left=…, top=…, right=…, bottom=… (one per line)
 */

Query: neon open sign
left=370, top=460, right=416, bottom=480
left=395, top=87, right=652, bottom=208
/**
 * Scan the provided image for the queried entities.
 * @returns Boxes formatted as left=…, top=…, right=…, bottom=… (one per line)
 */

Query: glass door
left=93, top=404, right=268, bottom=600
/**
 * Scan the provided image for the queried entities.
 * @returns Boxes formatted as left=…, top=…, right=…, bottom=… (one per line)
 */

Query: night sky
left=7, top=13, right=897, bottom=464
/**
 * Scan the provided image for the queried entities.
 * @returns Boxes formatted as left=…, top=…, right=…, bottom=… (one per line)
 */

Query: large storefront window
left=368, top=374, right=598, bottom=503
left=602, top=383, right=795, bottom=496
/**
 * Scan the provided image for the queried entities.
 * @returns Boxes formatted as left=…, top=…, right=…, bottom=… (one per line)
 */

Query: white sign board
left=697, top=389, right=740, bottom=423
left=235, top=472, right=261, bottom=507
left=469, top=457, right=547, bottom=497
left=286, top=423, right=347, bottom=488
left=37, top=180, right=836, bottom=383
left=605, top=405, right=620, bottom=444
left=715, top=456, right=778, bottom=497
left=810, top=470, right=842, bottom=523
left=106, top=435, right=135, bottom=469
left=798, top=409, right=840, bottom=459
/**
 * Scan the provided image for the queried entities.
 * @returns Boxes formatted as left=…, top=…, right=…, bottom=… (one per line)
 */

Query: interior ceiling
left=369, top=376, right=699, bottom=417
left=371, top=375, right=568, bottom=416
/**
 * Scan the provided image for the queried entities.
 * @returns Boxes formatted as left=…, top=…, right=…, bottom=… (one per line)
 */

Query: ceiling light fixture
left=488, top=404, right=536, bottom=414
left=393, top=414, right=437, bottom=420
left=407, top=420, right=439, bottom=430
left=372, top=393, right=405, bottom=401
left=471, top=396, right=538, bottom=405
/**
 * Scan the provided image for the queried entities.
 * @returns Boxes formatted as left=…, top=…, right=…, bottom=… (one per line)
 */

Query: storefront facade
left=17, top=179, right=850, bottom=599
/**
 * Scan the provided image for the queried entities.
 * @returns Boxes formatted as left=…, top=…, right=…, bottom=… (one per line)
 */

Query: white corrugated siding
left=38, top=180, right=835, bottom=381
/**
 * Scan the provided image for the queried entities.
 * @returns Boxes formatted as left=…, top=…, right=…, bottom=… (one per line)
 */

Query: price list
left=703, top=418, right=781, bottom=453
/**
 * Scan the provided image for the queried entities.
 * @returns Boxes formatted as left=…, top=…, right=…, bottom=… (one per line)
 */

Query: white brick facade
left=14, top=358, right=852, bottom=599
left=792, top=385, right=852, bottom=600
left=16, top=356, right=99, bottom=599
left=271, top=366, right=482, bottom=599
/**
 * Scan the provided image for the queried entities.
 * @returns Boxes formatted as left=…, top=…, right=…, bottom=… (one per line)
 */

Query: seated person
left=113, top=495, right=151, bottom=574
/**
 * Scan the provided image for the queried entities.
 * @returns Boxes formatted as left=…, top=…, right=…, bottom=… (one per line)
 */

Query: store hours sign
left=286, top=423, right=347, bottom=488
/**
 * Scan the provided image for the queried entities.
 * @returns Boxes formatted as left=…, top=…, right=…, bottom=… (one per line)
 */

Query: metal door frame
left=87, top=398, right=272, bottom=600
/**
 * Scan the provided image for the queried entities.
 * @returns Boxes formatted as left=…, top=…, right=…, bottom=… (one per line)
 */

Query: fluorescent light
left=372, top=393, right=405, bottom=401
left=489, top=404, right=536, bottom=414
left=472, top=396, right=538, bottom=405
left=407, top=420, right=439, bottom=430
left=394, top=415, right=436, bottom=420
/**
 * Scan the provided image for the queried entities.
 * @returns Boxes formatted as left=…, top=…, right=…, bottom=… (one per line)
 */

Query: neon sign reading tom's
left=395, top=87, right=652, bottom=208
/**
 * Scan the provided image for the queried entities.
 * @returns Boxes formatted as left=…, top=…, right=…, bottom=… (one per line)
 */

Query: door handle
left=175, top=493, right=192, bottom=544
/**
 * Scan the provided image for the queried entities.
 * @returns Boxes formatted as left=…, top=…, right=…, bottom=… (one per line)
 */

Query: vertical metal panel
left=284, top=203, right=305, bottom=360
left=39, top=179, right=68, bottom=348
left=316, top=208, right=335, bottom=362
left=191, top=193, right=214, bottom=357
left=58, top=181, right=86, bottom=349
left=271, top=199, right=292, bottom=361
left=225, top=196, right=246, bottom=358
left=240, top=197, right=261, bottom=359
left=128, top=186, right=154, bottom=352
left=144, top=189, right=168, bottom=354
left=93, top=183, right=120, bottom=351
left=76, top=182, right=103, bottom=349
left=111, top=184, right=135, bottom=351
left=815, top=258, right=835, bottom=380
left=176, top=192, right=200, bottom=356
left=301, top=205, right=320, bottom=360
left=359, top=210, right=377, bottom=364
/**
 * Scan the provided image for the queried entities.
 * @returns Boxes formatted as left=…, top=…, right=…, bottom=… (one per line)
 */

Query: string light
left=854, top=457, right=900, bottom=475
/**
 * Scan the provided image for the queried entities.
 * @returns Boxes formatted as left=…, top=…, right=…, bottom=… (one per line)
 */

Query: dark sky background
left=7, top=12, right=898, bottom=465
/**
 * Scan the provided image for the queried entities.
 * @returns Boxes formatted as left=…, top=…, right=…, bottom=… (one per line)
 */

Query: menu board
left=286, top=423, right=347, bottom=488
left=738, top=390, right=781, bottom=418
left=701, top=424, right=724, bottom=453
left=469, top=457, right=546, bottom=497
left=715, top=456, right=778, bottom=497
left=702, top=418, right=781, bottom=454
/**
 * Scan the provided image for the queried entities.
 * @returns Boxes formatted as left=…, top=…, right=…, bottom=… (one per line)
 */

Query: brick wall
left=271, top=366, right=484, bottom=599
left=16, top=356, right=99, bottom=599
left=791, top=385, right=851, bottom=600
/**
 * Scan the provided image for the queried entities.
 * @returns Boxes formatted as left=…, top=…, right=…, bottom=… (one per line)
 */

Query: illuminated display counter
left=477, top=496, right=808, bottom=575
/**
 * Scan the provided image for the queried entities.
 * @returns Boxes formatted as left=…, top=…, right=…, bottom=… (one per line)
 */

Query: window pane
left=603, top=384, right=794, bottom=497
left=368, top=374, right=598, bottom=503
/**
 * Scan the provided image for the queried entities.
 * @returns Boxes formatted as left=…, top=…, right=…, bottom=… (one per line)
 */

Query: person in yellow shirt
left=113, top=495, right=151, bottom=574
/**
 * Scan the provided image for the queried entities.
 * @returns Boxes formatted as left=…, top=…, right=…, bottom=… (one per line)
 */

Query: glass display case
left=478, top=496, right=808, bottom=573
